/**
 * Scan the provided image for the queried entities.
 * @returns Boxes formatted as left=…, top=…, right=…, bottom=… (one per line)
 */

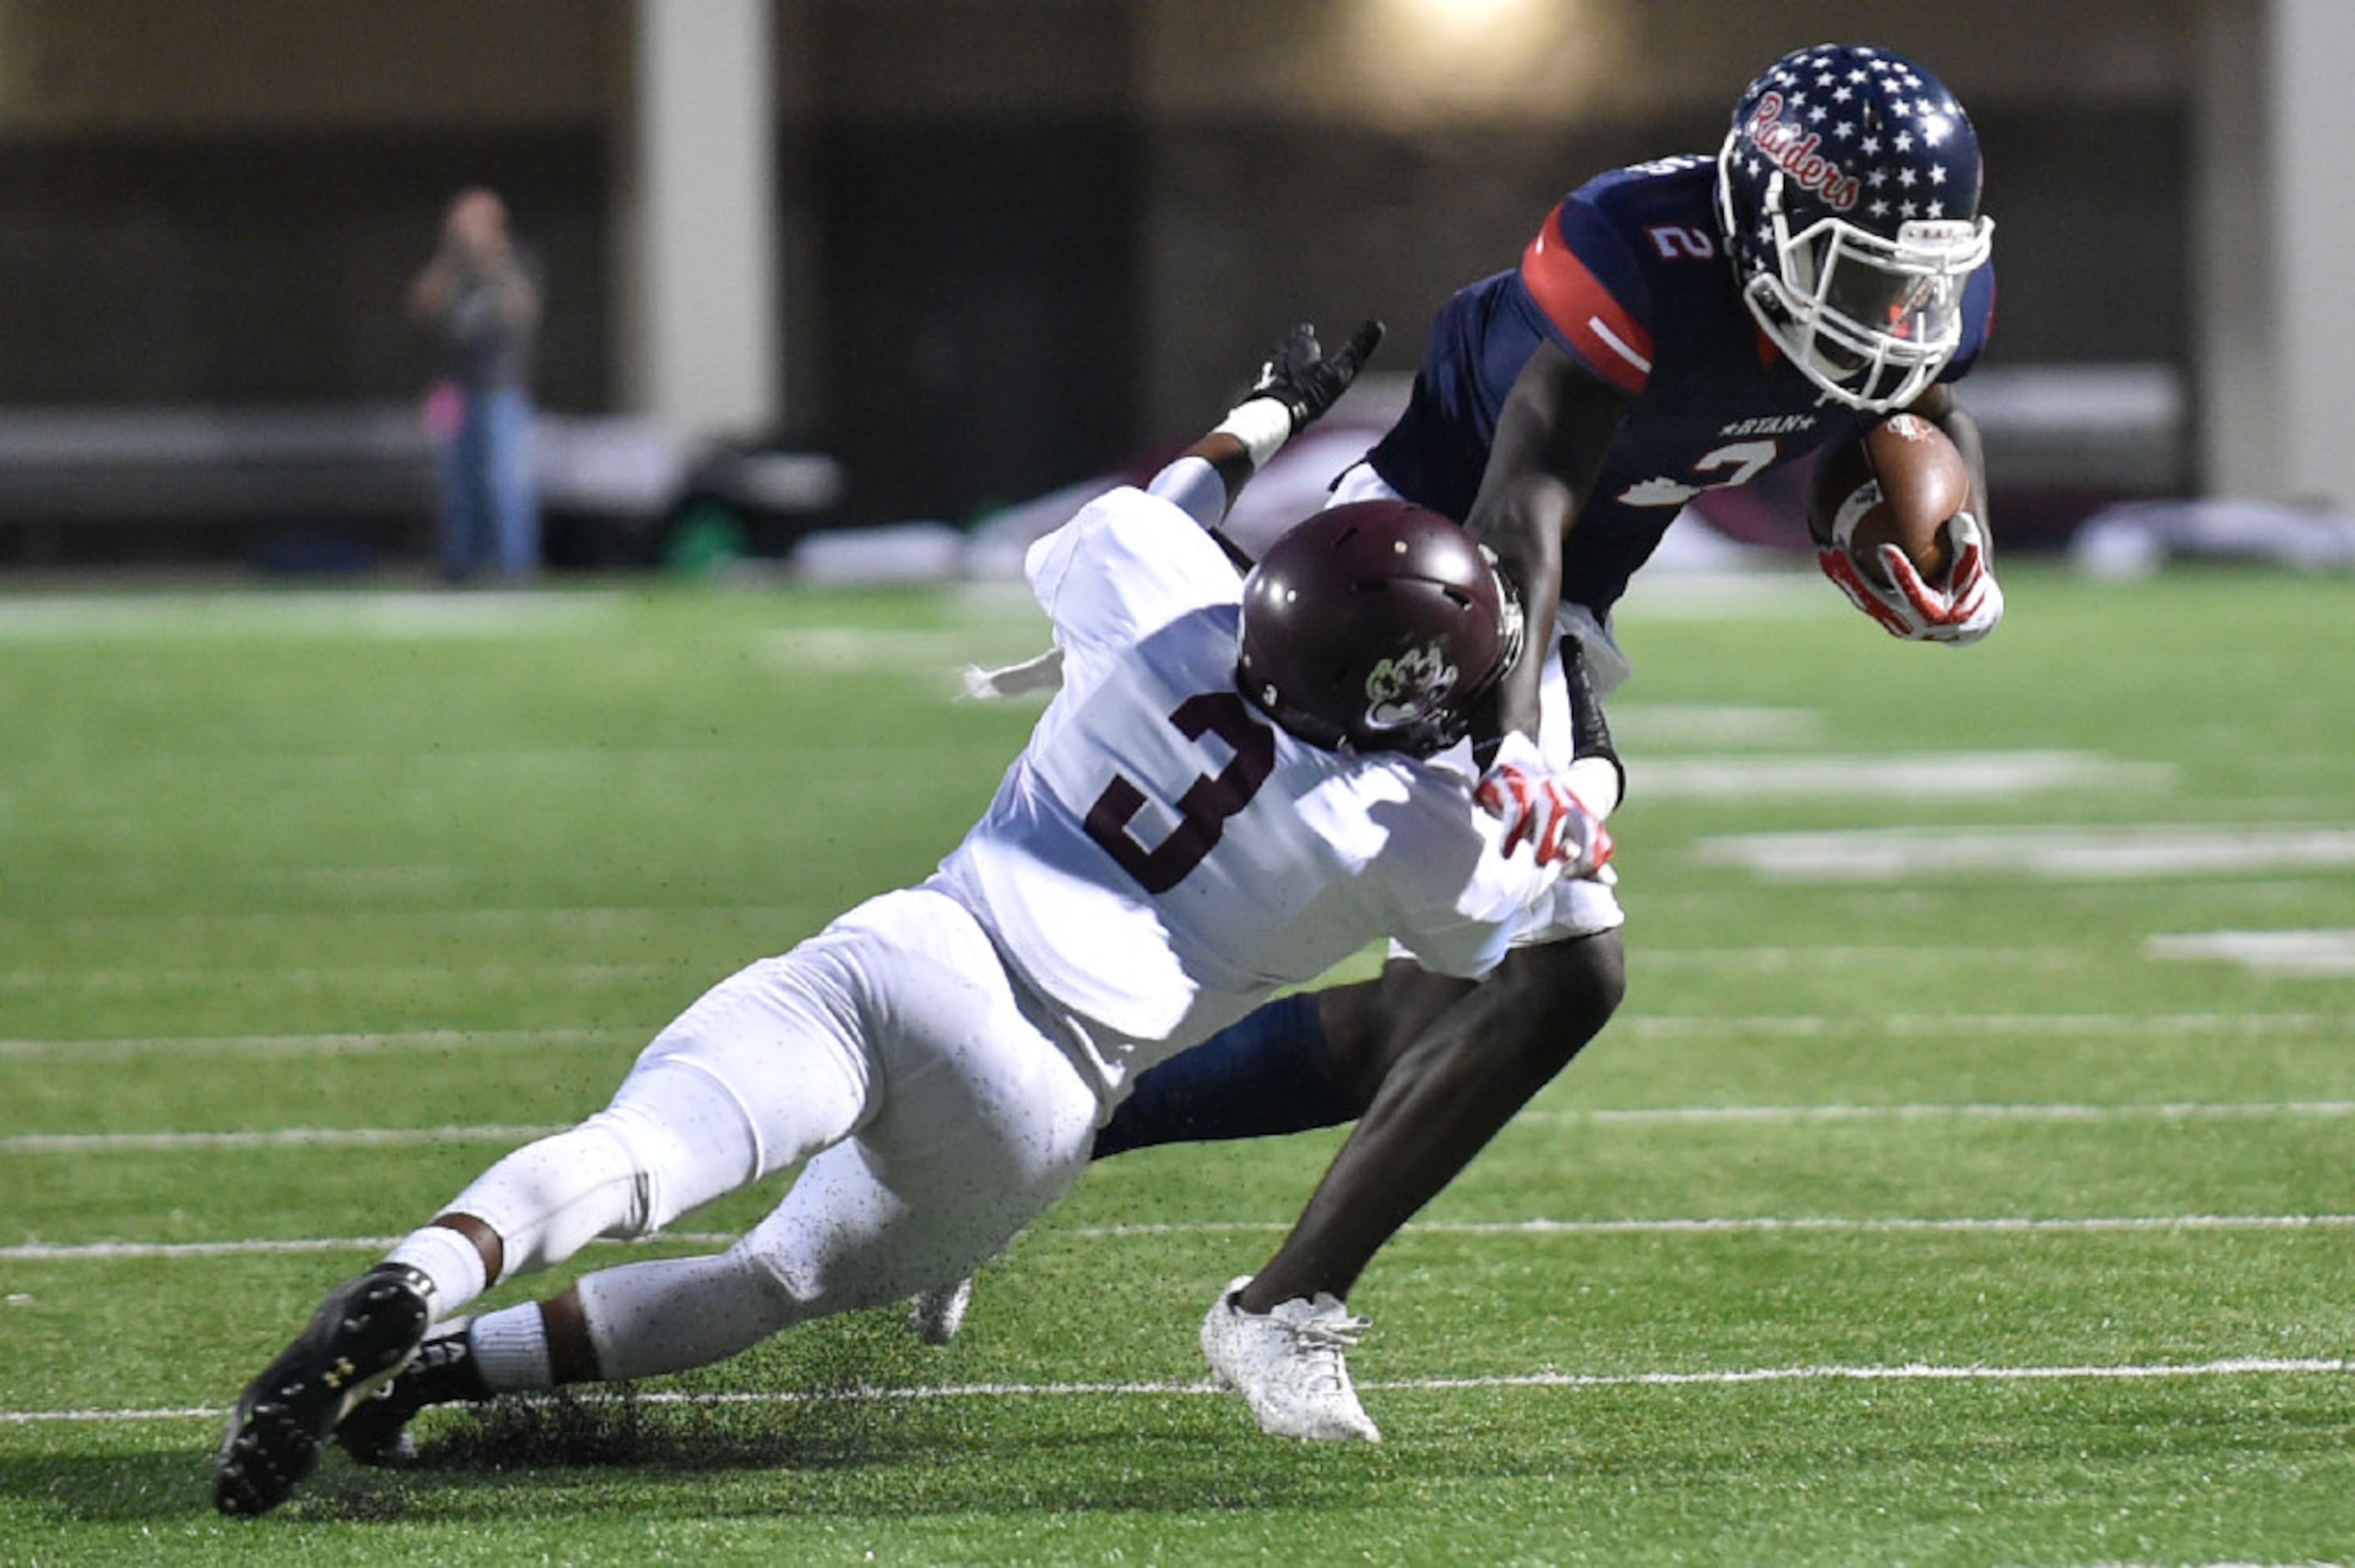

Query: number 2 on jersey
left=1085, top=690, right=1275, bottom=894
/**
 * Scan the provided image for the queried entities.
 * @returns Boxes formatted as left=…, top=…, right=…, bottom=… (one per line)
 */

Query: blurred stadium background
left=0, top=0, right=2345, bottom=577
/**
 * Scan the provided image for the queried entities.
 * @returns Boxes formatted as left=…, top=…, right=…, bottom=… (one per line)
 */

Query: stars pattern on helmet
left=1742, top=43, right=1973, bottom=225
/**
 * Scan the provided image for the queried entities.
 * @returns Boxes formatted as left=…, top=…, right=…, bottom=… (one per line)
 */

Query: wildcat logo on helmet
left=1743, top=92, right=1861, bottom=211
left=1363, top=643, right=1459, bottom=730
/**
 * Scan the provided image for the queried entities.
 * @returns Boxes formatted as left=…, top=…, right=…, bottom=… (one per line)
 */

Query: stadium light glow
left=1340, top=0, right=1610, bottom=126
left=1389, top=0, right=1547, bottom=45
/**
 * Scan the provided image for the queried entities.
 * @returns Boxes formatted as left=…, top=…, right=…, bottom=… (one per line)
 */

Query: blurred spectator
left=408, top=188, right=543, bottom=583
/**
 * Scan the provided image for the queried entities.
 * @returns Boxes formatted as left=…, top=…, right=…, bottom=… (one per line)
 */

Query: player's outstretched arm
left=1146, top=320, right=1384, bottom=559
left=967, top=321, right=1382, bottom=701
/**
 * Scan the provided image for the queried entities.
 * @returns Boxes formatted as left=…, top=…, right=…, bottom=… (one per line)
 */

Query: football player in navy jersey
left=925, top=43, right=2005, bottom=1440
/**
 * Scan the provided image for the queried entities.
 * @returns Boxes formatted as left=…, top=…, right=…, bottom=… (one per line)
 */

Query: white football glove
left=1817, top=509, right=2004, bottom=645
left=1474, top=731, right=1616, bottom=878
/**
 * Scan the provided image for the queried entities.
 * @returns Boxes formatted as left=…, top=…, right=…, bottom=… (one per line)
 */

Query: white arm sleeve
left=1144, top=455, right=1228, bottom=533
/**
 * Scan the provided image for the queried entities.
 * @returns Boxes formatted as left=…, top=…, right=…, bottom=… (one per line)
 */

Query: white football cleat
left=907, top=1277, right=974, bottom=1347
left=1199, top=1275, right=1380, bottom=1442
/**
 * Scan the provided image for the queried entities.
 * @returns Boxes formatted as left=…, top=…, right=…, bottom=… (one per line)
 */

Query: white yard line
left=1633, top=751, right=2173, bottom=801
left=1634, top=946, right=2081, bottom=969
left=0, top=964, right=675, bottom=992
left=1515, top=1100, right=2355, bottom=1125
left=1618, top=1012, right=2352, bottom=1039
left=8, top=1011, right=2345, bottom=1061
left=0, top=1232, right=737, bottom=1262
left=1066, top=1213, right=2355, bottom=1239
left=1, top=904, right=808, bottom=932
left=2149, top=928, right=2355, bottom=977
left=1605, top=704, right=1821, bottom=747
left=762, top=626, right=1040, bottom=674
left=13, top=1094, right=2355, bottom=1154
left=0, top=1029, right=638, bottom=1060
left=0, top=590, right=623, bottom=641
left=11, top=1212, right=2352, bottom=1262
left=1380, top=1357, right=2355, bottom=1392
left=8, top=1355, right=2347, bottom=1426
left=0, top=1125, right=565, bottom=1154
left=1698, top=823, right=2355, bottom=882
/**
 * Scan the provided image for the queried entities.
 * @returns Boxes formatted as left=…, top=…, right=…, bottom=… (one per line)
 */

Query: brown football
left=1807, top=413, right=1972, bottom=589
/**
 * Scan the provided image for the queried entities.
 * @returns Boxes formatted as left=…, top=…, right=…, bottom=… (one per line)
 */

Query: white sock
left=468, top=1302, right=555, bottom=1393
left=382, top=1223, right=490, bottom=1316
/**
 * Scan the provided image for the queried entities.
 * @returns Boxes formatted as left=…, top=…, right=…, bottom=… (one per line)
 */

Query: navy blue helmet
left=1714, top=43, right=1994, bottom=411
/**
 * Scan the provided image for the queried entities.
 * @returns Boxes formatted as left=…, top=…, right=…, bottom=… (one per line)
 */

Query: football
left=1807, top=413, right=1973, bottom=589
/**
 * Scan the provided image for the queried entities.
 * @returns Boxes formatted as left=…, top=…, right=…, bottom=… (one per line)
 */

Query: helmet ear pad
left=1236, top=500, right=1522, bottom=758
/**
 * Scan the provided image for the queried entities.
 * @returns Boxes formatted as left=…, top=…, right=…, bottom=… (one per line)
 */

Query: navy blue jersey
left=1365, top=155, right=1996, bottom=620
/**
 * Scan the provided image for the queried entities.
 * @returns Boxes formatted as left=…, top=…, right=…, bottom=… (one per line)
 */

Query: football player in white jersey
left=212, top=322, right=1608, bottom=1517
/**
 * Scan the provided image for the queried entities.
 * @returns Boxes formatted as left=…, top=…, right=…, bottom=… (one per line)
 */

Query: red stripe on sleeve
left=1520, top=208, right=1653, bottom=396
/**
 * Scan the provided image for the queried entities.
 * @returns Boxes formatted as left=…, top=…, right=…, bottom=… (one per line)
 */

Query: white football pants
left=433, top=883, right=1104, bottom=1381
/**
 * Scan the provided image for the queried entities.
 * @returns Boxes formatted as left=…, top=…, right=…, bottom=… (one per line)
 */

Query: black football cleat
left=334, top=1317, right=487, bottom=1466
left=212, top=1263, right=435, bottom=1516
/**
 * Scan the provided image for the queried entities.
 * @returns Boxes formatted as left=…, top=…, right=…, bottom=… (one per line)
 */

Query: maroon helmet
left=1236, top=499, right=1524, bottom=756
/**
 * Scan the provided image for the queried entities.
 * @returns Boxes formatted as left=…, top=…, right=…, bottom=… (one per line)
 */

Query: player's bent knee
left=1492, top=930, right=1627, bottom=1073
left=445, top=1119, right=649, bottom=1277
left=599, top=1057, right=770, bottom=1229
left=1547, top=928, right=1628, bottom=1028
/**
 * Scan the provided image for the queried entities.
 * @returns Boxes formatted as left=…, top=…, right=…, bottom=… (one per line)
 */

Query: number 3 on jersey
left=1085, top=690, right=1275, bottom=894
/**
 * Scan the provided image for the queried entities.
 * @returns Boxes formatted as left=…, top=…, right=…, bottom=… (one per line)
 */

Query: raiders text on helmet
left=1714, top=43, right=1994, bottom=412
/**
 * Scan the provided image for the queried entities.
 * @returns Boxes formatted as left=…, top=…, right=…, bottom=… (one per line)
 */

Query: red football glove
left=1817, top=511, right=2003, bottom=645
left=1475, top=732, right=1616, bottom=877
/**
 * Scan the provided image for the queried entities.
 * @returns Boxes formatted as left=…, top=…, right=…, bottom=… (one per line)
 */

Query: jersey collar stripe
left=1521, top=209, right=1653, bottom=396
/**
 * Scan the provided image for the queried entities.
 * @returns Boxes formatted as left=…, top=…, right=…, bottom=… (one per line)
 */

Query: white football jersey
left=938, top=485, right=1557, bottom=1095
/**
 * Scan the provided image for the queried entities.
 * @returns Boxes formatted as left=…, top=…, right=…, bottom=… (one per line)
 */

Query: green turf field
left=3, top=562, right=2352, bottom=1564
